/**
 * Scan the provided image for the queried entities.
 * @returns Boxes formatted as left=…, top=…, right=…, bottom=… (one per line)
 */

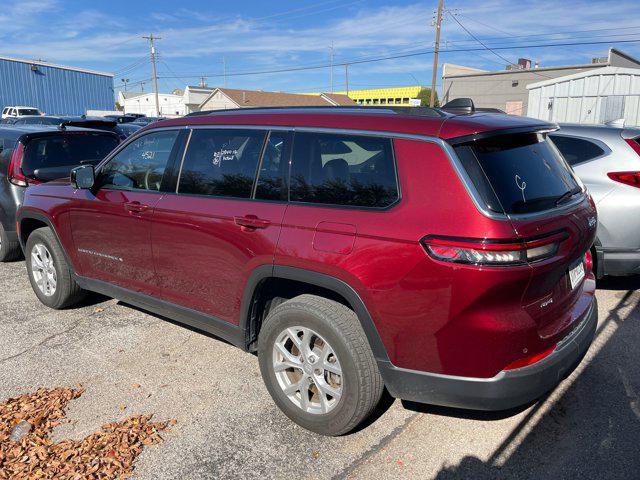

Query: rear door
left=151, top=128, right=290, bottom=324
left=275, top=131, right=399, bottom=279
left=69, top=129, right=182, bottom=295
left=453, top=131, right=597, bottom=338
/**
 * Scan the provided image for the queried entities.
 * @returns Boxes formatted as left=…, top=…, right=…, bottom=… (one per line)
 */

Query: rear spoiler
left=59, top=119, right=117, bottom=130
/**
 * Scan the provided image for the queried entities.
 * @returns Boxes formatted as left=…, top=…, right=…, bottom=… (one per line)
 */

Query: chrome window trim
left=122, top=124, right=585, bottom=221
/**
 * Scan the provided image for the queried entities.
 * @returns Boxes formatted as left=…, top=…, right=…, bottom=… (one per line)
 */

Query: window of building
left=178, top=129, right=265, bottom=198
left=289, top=132, right=398, bottom=208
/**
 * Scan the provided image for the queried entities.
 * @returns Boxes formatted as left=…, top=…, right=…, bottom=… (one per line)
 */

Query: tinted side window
left=289, top=133, right=398, bottom=208
left=550, top=135, right=605, bottom=166
left=255, top=132, right=290, bottom=201
left=98, top=130, right=179, bottom=191
left=178, top=129, right=265, bottom=198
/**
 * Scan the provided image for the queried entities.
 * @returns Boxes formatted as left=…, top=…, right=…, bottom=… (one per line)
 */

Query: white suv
left=1, top=106, right=42, bottom=120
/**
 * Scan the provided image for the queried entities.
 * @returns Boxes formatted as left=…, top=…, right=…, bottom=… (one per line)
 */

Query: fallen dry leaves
left=0, top=387, right=174, bottom=479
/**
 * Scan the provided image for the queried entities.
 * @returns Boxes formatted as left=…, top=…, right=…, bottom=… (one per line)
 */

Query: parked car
left=131, top=116, right=166, bottom=126
left=550, top=123, right=640, bottom=277
left=12, top=115, right=142, bottom=141
left=103, top=114, right=139, bottom=124
left=2, top=106, right=42, bottom=121
left=16, top=107, right=597, bottom=435
left=0, top=125, right=119, bottom=261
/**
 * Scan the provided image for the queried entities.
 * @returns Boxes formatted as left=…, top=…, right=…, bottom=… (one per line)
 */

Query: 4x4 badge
left=588, top=217, right=596, bottom=228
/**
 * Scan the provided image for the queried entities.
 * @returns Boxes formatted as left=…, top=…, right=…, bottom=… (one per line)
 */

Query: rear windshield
left=23, top=133, right=119, bottom=176
left=18, top=109, right=40, bottom=116
left=454, top=132, right=580, bottom=215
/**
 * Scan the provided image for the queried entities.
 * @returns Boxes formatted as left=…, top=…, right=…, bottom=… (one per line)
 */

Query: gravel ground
left=0, top=259, right=638, bottom=479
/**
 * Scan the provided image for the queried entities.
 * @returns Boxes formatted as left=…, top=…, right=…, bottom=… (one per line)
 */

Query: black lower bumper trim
left=379, top=297, right=597, bottom=411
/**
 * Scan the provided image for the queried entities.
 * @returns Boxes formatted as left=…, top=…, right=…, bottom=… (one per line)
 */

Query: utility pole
left=345, top=64, right=349, bottom=96
left=329, top=42, right=334, bottom=92
left=200, top=76, right=207, bottom=88
left=430, top=0, right=444, bottom=107
left=143, top=33, right=161, bottom=116
left=121, top=78, right=130, bottom=92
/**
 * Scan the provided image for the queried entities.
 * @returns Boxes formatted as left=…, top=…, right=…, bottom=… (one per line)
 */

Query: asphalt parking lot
left=1, top=259, right=639, bottom=480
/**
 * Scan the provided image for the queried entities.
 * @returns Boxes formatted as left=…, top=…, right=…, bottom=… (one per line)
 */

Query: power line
left=447, top=10, right=554, bottom=79
left=154, top=38, right=640, bottom=80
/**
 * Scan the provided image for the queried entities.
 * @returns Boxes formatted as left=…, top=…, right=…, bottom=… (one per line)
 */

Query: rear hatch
left=452, top=129, right=597, bottom=340
left=21, top=130, right=119, bottom=182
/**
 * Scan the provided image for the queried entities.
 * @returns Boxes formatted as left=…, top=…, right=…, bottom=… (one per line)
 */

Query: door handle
left=234, top=215, right=270, bottom=230
left=124, top=201, right=149, bottom=214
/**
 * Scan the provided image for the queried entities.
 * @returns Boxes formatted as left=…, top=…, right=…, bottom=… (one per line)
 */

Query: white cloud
left=1, top=0, right=640, bottom=92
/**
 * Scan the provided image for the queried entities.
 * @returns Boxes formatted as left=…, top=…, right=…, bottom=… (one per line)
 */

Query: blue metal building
left=0, top=55, right=114, bottom=116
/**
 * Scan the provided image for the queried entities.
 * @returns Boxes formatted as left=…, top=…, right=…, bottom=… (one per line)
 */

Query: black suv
left=0, top=125, right=119, bottom=261
left=12, top=116, right=142, bottom=141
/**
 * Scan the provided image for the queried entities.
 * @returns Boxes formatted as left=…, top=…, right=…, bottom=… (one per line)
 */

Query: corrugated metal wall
left=0, top=58, right=114, bottom=116
left=527, top=69, right=640, bottom=126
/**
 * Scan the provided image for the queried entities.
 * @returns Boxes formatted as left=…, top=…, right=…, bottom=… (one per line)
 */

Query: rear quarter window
left=550, top=135, right=606, bottom=166
left=454, top=132, right=581, bottom=215
left=289, top=132, right=399, bottom=208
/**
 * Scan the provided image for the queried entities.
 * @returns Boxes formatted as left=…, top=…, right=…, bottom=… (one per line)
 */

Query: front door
left=152, top=128, right=290, bottom=324
left=69, top=129, right=182, bottom=295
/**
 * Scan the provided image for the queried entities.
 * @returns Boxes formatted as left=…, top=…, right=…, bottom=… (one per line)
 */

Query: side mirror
left=71, top=164, right=95, bottom=189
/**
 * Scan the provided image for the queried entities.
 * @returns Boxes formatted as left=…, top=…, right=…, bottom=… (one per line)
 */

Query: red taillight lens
left=504, top=345, right=556, bottom=370
left=607, top=171, right=640, bottom=188
left=625, top=138, right=640, bottom=156
left=422, top=232, right=566, bottom=267
left=585, top=250, right=593, bottom=273
left=7, top=142, right=27, bottom=186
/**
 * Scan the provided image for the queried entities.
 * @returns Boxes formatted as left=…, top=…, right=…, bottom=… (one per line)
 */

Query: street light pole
left=430, top=0, right=444, bottom=107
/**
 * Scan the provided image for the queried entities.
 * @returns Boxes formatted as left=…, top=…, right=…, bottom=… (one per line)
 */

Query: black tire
left=258, top=294, right=384, bottom=436
left=25, top=227, right=86, bottom=309
left=0, top=224, right=22, bottom=262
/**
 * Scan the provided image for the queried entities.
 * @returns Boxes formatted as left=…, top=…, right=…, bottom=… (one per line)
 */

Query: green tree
left=415, top=88, right=439, bottom=107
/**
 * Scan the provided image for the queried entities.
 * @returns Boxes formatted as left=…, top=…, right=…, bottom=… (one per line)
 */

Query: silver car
left=550, top=123, right=640, bottom=277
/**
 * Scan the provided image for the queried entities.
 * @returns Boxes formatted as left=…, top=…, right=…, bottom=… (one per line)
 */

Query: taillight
left=422, top=232, right=566, bottom=267
left=7, top=142, right=27, bottom=186
left=607, top=171, right=640, bottom=188
left=504, top=345, right=556, bottom=370
left=6, top=142, right=40, bottom=186
left=625, top=138, right=640, bottom=156
left=585, top=250, right=593, bottom=273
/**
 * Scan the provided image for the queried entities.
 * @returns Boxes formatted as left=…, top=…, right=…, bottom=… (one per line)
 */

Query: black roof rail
left=185, top=105, right=445, bottom=118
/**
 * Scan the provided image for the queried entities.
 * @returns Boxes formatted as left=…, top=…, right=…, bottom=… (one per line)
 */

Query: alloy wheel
left=31, top=244, right=57, bottom=297
left=272, top=326, right=343, bottom=415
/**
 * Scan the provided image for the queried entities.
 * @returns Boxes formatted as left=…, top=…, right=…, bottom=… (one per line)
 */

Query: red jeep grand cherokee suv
left=17, top=107, right=597, bottom=435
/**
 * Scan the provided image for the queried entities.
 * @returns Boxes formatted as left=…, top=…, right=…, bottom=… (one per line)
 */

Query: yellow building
left=336, top=86, right=426, bottom=106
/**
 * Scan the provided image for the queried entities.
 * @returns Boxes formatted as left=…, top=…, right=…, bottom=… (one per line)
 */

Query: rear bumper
left=598, top=246, right=640, bottom=277
left=379, top=297, right=597, bottom=411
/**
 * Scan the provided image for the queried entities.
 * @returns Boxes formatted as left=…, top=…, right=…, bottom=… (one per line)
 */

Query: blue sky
left=2, top=0, right=640, bottom=96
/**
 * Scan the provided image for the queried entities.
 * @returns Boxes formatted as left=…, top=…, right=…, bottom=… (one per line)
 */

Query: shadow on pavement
left=433, top=278, right=640, bottom=480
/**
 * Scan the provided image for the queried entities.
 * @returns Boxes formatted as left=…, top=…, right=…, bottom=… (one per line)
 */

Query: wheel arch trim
left=240, top=264, right=390, bottom=363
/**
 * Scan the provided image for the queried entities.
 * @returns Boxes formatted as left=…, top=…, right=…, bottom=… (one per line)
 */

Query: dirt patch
left=0, top=387, right=173, bottom=479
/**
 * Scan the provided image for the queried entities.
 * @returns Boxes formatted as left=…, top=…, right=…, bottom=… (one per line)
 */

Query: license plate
left=569, top=262, right=585, bottom=290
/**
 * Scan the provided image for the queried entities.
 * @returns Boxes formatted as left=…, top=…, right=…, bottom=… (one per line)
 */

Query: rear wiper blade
left=555, top=187, right=582, bottom=206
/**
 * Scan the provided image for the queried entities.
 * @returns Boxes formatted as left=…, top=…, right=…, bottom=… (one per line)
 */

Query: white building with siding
left=122, top=92, right=185, bottom=117
left=527, top=67, right=640, bottom=126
